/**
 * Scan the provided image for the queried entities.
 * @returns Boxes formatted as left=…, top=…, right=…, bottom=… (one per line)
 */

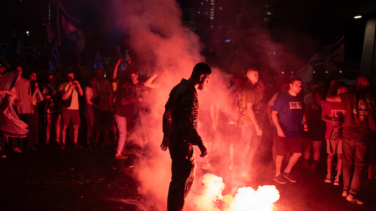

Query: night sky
left=1, top=0, right=375, bottom=73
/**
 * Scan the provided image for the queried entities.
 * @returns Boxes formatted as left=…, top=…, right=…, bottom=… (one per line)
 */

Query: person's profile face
left=289, top=80, right=302, bottom=94
left=198, top=74, right=211, bottom=90
left=130, top=73, right=138, bottom=84
left=247, top=70, right=259, bottom=84
left=30, top=73, right=37, bottom=81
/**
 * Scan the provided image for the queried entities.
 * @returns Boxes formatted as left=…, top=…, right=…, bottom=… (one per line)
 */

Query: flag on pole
left=46, top=24, right=59, bottom=66
left=94, top=50, right=104, bottom=70
left=58, top=1, right=85, bottom=58
left=116, top=47, right=126, bottom=70
left=297, top=36, right=345, bottom=82
left=15, top=39, right=25, bottom=67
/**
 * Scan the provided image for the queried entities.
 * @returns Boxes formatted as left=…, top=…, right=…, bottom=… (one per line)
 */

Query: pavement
left=1, top=143, right=376, bottom=211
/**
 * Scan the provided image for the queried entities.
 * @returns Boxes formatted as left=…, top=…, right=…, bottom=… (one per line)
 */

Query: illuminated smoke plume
left=111, top=0, right=280, bottom=210
left=111, top=0, right=204, bottom=210
left=187, top=173, right=280, bottom=211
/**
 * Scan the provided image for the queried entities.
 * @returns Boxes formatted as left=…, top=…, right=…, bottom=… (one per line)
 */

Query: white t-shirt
left=85, top=87, right=98, bottom=100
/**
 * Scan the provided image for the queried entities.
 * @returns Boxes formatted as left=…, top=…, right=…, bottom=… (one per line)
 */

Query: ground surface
left=1, top=143, right=376, bottom=211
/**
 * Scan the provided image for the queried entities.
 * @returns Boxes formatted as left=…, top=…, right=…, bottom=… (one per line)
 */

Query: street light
left=354, top=15, right=362, bottom=19
left=26, top=31, right=29, bottom=36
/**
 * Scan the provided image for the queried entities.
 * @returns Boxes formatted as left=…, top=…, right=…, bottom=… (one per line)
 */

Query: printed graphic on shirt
left=289, top=102, right=302, bottom=109
left=331, top=109, right=346, bottom=118
left=353, top=98, right=369, bottom=122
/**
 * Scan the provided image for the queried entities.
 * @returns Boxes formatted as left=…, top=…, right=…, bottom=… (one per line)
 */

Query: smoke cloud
left=109, top=0, right=312, bottom=210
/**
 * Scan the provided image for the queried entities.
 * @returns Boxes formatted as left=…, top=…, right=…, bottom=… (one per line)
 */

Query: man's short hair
left=191, top=62, right=211, bottom=78
left=246, top=68, right=258, bottom=73
left=66, top=69, right=74, bottom=75
left=289, top=76, right=302, bottom=84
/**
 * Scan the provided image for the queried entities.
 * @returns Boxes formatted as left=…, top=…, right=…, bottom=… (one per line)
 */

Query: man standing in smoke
left=237, top=68, right=262, bottom=169
left=161, top=62, right=211, bottom=211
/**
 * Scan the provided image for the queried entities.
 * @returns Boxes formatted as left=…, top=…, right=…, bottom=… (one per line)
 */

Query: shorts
left=274, top=133, right=302, bottom=156
left=326, top=139, right=342, bottom=154
left=62, top=107, right=81, bottom=126
left=98, top=110, right=112, bottom=125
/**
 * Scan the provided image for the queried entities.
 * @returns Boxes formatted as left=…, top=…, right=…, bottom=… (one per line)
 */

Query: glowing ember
left=195, top=174, right=280, bottom=211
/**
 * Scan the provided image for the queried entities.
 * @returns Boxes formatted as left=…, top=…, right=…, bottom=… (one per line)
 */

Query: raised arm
left=113, top=59, right=122, bottom=80
left=144, top=72, right=159, bottom=89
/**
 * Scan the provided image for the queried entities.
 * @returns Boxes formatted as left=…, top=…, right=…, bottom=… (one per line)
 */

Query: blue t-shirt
left=272, top=91, right=304, bottom=138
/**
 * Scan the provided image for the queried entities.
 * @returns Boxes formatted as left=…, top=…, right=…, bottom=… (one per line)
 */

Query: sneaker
left=333, top=175, right=340, bottom=186
left=274, top=175, right=287, bottom=184
left=60, top=144, right=66, bottom=150
left=342, top=190, right=349, bottom=198
left=325, top=174, right=332, bottom=183
left=13, top=147, right=22, bottom=153
left=73, top=143, right=82, bottom=149
left=122, top=149, right=132, bottom=155
left=282, top=171, right=297, bottom=183
left=115, top=154, right=128, bottom=160
left=346, top=194, right=364, bottom=205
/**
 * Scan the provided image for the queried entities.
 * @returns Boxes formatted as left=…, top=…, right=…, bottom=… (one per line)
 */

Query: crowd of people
left=1, top=60, right=376, bottom=209
left=160, top=66, right=376, bottom=211
left=0, top=59, right=158, bottom=160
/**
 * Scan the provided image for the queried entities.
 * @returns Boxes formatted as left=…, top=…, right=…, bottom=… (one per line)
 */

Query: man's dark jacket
left=163, top=79, right=203, bottom=160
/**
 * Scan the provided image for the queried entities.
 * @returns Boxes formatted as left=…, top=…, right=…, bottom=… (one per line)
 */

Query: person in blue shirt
left=272, top=76, right=307, bottom=184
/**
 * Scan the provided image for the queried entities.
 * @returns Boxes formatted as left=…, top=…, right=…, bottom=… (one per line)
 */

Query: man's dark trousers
left=167, top=156, right=195, bottom=211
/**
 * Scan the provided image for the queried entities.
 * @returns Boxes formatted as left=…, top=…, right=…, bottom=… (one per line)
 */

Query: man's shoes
left=333, top=175, right=340, bottom=186
left=346, top=194, right=364, bottom=205
left=73, top=143, right=82, bottom=149
left=282, top=171, right=297, bottom=183
left=274, top=175, right=287, bottom=184
left=13, top=147, right=22, bottom=153
left=60, top=144, right=65, bottom=150
left=342, top=190, right=349, bottom=198
left=325, top=174, right=332, bottom=183
left=115, top=154, right=128, bottom=160
left=122, top=149, right=132, bottom=155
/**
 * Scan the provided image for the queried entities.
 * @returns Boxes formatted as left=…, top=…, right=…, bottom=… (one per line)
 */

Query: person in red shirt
left=321, top=82, right=348, bottom=186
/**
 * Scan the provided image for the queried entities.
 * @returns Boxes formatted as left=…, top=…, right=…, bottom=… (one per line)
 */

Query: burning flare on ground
left=194, top=174, right=280, bottom=211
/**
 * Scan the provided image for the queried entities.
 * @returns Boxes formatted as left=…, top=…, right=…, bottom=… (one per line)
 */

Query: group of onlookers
left=0, top=59, right=158, bottom=160
left=233, top=68, right=375, bottom=205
